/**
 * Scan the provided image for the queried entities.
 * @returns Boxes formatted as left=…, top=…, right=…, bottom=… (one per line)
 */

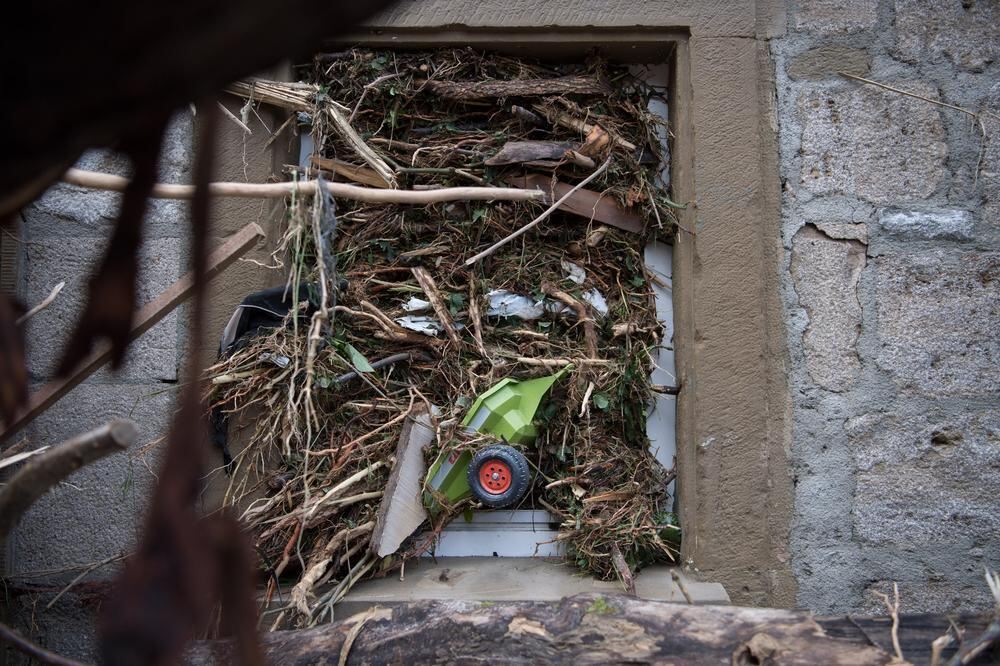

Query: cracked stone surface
left=798, top=82, right=948, bottom=204
left=791, top=225, right=866, bottom=392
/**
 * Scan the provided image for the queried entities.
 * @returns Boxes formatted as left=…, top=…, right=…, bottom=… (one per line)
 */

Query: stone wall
left=2, top=115, right=192, bottom=660
left=2, top=98, right=286, bottom=661
left=774, top=0, right=999, bottom=613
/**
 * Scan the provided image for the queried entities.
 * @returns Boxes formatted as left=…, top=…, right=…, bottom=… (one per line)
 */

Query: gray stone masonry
left=2, top=113, right=192, bottom=662
left=776, top=0, right=999, bottom=613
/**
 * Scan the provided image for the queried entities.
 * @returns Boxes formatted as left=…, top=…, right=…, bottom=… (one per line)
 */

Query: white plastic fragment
left=260, top=352, right=291, bottom=368
left=486, top=289, right=575, bottom=320
left=486, top=290, right=546, bottom=319
left=395, top=315, right=464, bottom=336
left=561, top=259, right=587, bottom=285
left=395, top=315, right=444, bottom=336
left=402, top=297, right=433, bottom=312
left=582, top=289, right=609, bottom=317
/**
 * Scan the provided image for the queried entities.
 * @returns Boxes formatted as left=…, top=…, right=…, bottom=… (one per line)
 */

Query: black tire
left=467, top=444, right=531, bottom=509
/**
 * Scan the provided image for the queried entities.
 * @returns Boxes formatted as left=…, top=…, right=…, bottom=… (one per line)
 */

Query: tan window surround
left=318, top=26, right=792, bottom=606
left=208, top=21, right=793, bottom=607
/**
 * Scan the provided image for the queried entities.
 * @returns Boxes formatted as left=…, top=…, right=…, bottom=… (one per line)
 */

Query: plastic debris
left=396, top=315, right=444, bottom=336
left=486, top=290, right=546, bottom=319
left=259, top=352, right=291, bottom=368
left=402, top=297, right=433, bottom=312
left=582, top=289, right=609, bottom=317
left=396, top=315, right=463, bottom=336
left=561, top=259, right=587, bottom=285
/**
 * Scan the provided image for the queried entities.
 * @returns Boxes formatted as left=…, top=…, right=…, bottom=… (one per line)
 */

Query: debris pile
left=209, top=48, right=680, bottom=626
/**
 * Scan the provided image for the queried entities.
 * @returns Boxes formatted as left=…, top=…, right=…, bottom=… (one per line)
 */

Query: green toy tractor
left=424, top=367, right=569, bottom=512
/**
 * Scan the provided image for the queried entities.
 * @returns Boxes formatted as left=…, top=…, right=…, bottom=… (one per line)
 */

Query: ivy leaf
left=344, top=343, right=374, bottom=373
left=592, top=393, right=611, bottom=411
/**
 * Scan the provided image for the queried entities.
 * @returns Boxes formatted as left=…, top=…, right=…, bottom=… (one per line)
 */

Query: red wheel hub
left=478, top=459, right=512, bottom=494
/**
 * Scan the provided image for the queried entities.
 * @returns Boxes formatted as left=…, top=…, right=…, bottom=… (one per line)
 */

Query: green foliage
left=587, top=596, right=618, bottom=615
left=343, top=343, right=374, bottom=373
left=448, top=292, right=466, bottom=315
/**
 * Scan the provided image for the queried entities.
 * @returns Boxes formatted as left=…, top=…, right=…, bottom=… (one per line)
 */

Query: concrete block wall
left=2, top=114, right=192, bottom=662
left=2, top=98, right=288, bottom=661
left=774, top=0, right=999, bottom=613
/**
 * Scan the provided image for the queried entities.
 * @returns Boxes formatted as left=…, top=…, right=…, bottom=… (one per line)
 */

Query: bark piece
left=485, top=141, right=574, bottom=166
left=505, top=174, right=644, bottom=234
left=185, top=594, right=899, bottom=665
left=425, top=75, right=608, bottom=101
left=311, top=156, right=391, bottom=189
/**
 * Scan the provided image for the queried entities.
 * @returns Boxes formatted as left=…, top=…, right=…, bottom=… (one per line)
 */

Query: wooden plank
left=505, top=173, right=644, bottom=234
left=0, top=223, right=264, bottom=443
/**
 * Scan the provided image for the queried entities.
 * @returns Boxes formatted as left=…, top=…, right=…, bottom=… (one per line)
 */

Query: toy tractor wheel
left=467, top=445, right=530, bottom=509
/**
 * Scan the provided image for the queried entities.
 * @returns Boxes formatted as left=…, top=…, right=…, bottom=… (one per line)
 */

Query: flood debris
left=208, top=47, right=679, bottom=627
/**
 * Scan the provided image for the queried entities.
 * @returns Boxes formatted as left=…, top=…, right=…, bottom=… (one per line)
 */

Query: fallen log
left=184, top=593, right=940, bottom=665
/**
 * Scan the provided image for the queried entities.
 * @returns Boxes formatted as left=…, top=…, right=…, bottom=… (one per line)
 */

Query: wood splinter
left=542, top=281, right=599, bottom=359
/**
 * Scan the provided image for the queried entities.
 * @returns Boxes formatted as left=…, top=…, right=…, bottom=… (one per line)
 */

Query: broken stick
left=464, top=157, right=612, bottom=266
left=411, top=267, right=461, bottom=345
left=541, top=282, right=599, bottom=359
left=0, top=419, right=138, bottom=541
left=62, top=168, right=544, bottom=204
left=16, top=281, right=65, bottom=326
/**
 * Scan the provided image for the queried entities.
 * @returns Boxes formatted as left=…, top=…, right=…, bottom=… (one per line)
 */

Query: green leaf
left=629, top=275, right=646, bottom=287
left=592, top=393, right=611, bottom=411
left=316, top=375, right=332, bottom=389
left=448, top=292, right=466, bottom=315
left=472, top=207, right=488, bottom=224
left=344, top=344, right=375, bottom=373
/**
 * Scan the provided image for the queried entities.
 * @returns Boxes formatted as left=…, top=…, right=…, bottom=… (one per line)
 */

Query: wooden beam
left=0, top=222, right=264, bottom=442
